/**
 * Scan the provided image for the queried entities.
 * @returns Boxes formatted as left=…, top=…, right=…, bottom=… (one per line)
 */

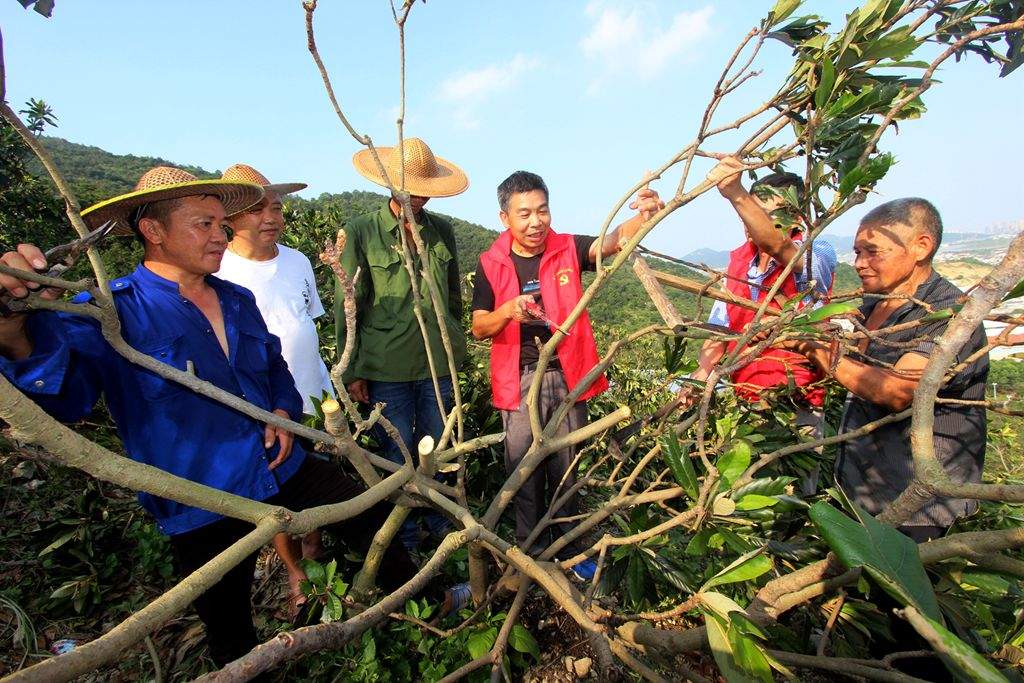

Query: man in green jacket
left=337, top=138, right=468, bottom=551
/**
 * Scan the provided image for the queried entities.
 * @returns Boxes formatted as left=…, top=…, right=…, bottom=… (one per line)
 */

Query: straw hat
left=82, top=166, right=264, bottom=236
left=352, top=138, right=468, bottom=198
left=222, top=163, right=307, bottom=198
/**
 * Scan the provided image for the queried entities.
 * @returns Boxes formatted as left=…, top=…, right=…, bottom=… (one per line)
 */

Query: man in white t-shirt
left=216, top=163, right=334, bottom=616
left=216, top=163, right=334, bottom=414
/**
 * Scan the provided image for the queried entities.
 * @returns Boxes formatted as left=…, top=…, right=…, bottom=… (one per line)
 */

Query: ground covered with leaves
left=3, top=359, right=1023, bottom=680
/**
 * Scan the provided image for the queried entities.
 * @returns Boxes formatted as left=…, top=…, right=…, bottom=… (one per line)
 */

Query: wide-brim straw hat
left=352, top=137, right=468, bottom=198
left=81, top=166, right=264, bottom=236
left=222, top=163, right=307, bottom=201
left=80, top=165, right=264, bottom=237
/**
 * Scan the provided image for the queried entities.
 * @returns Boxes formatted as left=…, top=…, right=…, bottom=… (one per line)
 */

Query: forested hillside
left=30, top=135, right=706, bottom=332
left=28, top=136, right=217, bottom=207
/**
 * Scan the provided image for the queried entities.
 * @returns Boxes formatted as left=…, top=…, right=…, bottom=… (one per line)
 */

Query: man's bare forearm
left=794, top=341, right=918, bottom=411
left=589, top=215, right=640, bottom=263
left=471, top=307, right=512, bottom=340
left=586, top=187, right=663, bottom=263
left=694, top=338, right=727, bottom=382
left=722, top=188, right=797, bottom=267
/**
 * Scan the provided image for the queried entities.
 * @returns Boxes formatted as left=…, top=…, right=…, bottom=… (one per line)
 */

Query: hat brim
left=352, top=148, right=468, bottom=198
left=264, top=182, right=307, bottom=196
left=82, top=180, right=265, bottom=236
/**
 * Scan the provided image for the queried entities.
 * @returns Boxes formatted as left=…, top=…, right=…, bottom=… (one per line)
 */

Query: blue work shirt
left=0, top=264, right=306, bottom=535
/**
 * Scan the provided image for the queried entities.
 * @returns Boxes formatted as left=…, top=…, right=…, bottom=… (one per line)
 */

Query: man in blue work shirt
left=0, top=166, right=422, bottom=666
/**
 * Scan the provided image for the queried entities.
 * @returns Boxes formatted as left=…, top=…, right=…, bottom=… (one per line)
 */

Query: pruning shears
left=44, top=220, right=116, bottom=276
left=524, top=297, right=571, bottom=337
left=0, top=220, right=116, bottom=314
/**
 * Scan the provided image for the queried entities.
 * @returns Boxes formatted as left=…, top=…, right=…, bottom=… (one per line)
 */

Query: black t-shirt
left=472, top=234, right=596, bottom=367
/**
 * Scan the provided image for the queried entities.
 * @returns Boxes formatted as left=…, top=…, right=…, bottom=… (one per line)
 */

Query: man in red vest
left=682, top=158, right=837, bottom=476
left=471, top=171, right=662, bottom=579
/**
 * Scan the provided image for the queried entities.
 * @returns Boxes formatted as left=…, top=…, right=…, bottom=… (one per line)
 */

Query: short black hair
left=860, top=197, right=943, bottom=259
left=129, top=197, right=185, bottom=246
left=751, top=170, right=805, bottom=205
left=497, top=171, right=548, bottom=213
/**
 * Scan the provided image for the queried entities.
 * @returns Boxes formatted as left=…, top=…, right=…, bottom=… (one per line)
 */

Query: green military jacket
left=335, top=204, right=466, bottom=383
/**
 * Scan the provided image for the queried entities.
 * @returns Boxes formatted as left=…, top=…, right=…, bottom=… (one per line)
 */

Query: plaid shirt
left=836, top=271, right=988, bottom=528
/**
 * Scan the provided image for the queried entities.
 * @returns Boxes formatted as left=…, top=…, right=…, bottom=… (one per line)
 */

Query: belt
left=522, top=360, right=561, bottom=373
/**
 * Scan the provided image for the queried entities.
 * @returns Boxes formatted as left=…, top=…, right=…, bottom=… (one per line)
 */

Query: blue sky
left=3, top=1, right=1022, bottom=257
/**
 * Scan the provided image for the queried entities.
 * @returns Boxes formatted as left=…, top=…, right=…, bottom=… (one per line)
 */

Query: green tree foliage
left=0, top=118, right=64, bottom=250
left=832, top=261, right=860, bottom=294
left=990, top=358, right=1024, bottom=398
left=27, top=135, right=215, bottom=208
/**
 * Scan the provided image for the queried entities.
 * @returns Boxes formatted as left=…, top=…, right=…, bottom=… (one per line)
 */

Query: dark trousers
left=866, top=524, right=951, bottom=681
left=899, top=525, right=946, bottom=543
left=500, top=366, right=588, bottom=556
left=170, top=457, right=418, bottom=666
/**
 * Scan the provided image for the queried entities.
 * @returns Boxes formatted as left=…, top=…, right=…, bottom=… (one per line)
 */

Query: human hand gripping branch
left=0, top=243, right=64, bottom=360
left=346, top=378, right=369, bottom=404
left=587, top=177, right=664, bottom=263
left=706, top=155, right=800, bottom=268
left=772, top=335, right=929, bottom=412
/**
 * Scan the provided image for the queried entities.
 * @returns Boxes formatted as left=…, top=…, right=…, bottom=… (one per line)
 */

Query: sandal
left=437, top=582, right=472, bottom=620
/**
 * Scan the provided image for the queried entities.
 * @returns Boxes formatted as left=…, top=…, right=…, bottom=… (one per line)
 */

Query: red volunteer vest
left=724, top=236, right=827, bottom=407
left=479, top=230, right=608, bottom=410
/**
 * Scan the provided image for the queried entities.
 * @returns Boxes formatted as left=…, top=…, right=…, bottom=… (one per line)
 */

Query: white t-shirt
left=217, top=245, right=335, bottom=414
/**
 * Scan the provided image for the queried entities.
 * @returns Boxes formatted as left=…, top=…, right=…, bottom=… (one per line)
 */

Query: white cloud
left=580, top=2, right=714, bottom=92
left=580, top=3, right=641, bottom=61
left=437, top=53, right=540, bottom=130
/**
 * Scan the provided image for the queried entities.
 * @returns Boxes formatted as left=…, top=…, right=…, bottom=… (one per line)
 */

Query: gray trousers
left=501, top=366, right=588, bottom=555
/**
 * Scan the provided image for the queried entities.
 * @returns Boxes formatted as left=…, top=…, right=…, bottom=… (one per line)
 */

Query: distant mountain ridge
left=681, top=236, right=855, bottom=268
left=680, top=238, right=860, bottom=293
left=29, top=136, right=217, bottom=206
left=681, top=248, right=731, bottom=268
left=683, top=229, right=1021, bottom=268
